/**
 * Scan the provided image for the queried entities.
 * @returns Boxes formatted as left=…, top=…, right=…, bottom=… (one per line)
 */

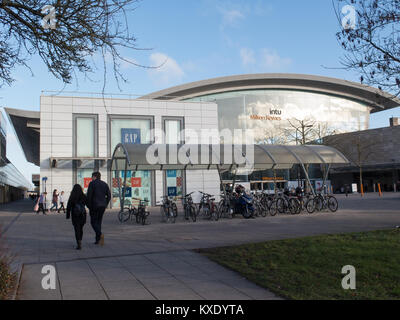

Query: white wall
left=40, top=95, right=220, bottom=207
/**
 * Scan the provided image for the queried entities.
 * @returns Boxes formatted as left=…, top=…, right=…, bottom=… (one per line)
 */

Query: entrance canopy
left=110, top=143, right=349, bottom=172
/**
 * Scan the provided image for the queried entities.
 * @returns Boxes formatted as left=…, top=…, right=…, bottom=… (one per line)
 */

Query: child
left=58, top=191, right=66, bottom=213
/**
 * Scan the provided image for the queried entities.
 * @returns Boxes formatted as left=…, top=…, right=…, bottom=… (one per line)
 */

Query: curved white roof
left=141, top=73, right=400, bottom=113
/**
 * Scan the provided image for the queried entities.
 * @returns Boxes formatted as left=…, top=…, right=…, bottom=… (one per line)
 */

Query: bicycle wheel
left=259, top=203, right=267, bottom=217
left=327, top=196, right=338, bottom=212
left=276, top=198, right=286, bottom=214
left=289, top=198, right=299, bottom=215
left=211, top=204, right=219, bottom=221
left=135, top=208, right=141, bottom=224
left=160, top=205, right=167, bottom=222
left=202, top=204, right=211, bottom=219
left=141, top=212, right=148, bottom=225
left=305, top=198, right=315, bottom=214
left=170, top=203, right=177, bottom=223
left=217, top=200, right=226, bottom=219
left=314, top=195, right=324, bottom=212
left=171, top=203, right=178, bottom=217
left=118, top=208, right=131, bottom=223
left=269, top=200, right=277, bottom=216
left=190, top=205, right=197, bottom=222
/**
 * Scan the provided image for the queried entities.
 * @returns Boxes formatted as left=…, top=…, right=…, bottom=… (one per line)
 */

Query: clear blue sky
left=1, top=0, right=398, bottom=129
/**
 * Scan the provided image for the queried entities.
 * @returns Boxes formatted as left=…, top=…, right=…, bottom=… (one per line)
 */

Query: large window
left=163, top=117, right=184, bottom=198
left=187, top=90, right=371, bottom=143
left=74, top=115, right=98, bottom=193
left=110, top=116, right=153, bottom=207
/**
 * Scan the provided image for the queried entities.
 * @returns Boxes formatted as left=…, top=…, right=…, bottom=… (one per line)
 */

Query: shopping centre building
left=9, top=73, right=400, bottom=207
left=0, top=108, right=36, bottom=203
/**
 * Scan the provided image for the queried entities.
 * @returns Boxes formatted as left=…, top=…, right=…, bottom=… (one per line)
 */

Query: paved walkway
left=1, top=193, right=399, bottom=300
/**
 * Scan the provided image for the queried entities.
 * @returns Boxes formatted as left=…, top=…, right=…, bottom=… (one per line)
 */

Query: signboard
left=167, top=170, right=177, bottom=178
left=352, top=184, right=358, bottom=193
left=168, top=187, right=177, bottom=197
left=131, top=177, right=142, bottom=188
left=42, top=177, right=48, bottom=182
left=122, top=187, right=132, bottom=198
left=84, top=178, right=92, bottom=188
left=262, top=177, right=284, bottom=181
left=121, top=128, right=141, bottom=144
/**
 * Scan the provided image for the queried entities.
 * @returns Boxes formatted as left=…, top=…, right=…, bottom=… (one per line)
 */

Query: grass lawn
left=197, top=229, right=400, bottom=300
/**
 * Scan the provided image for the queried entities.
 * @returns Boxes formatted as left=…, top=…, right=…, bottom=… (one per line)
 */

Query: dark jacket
left=66, top=194, right=88, bottom=220
left=87, top=179, right=111, bottom=210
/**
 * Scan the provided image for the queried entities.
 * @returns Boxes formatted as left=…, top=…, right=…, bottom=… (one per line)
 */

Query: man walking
left=87, top=172, right=111, bottom=246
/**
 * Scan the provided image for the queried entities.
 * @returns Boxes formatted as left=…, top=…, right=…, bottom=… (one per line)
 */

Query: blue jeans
left=50, top=202, right=58, bottom=211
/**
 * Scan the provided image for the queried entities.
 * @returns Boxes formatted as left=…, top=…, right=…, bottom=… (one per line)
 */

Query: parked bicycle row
left=118, top=184, right=339, bottom=225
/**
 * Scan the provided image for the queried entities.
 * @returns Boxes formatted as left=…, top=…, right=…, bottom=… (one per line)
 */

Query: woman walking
left=50, top=189, right=59, bottom=212
left=66, top=185, right=88, bottom=250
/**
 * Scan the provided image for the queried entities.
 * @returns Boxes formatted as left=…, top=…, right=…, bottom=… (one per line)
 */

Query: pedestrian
left=58, top=191, right=66, bottom=213
left=87, top=172, right=111, bottom=246
left=66, top=185, right=87, bottom=250
left=36, top=192, right=47, bottom=215
left=345, top=185, right=349, bottom=197
left=50, top=189, right=59, bottom=212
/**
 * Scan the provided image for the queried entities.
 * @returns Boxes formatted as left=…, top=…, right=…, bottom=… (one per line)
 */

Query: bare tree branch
left=0, top=0, right=155, bottom=88
left=333, top=0, right=400, bottom=97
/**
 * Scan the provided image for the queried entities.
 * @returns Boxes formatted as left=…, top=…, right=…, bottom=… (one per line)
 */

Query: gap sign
left=121, top=129, right=141, bottom=144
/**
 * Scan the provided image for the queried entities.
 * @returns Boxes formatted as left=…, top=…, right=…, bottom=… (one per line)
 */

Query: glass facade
left=188, top=89, right=371, bottom=143
left=76, top=118, right=95, bottom=157
left=110, top=117, right=153, bottom=207
left=74, top=115, right=97, bottom=193
left=0, top=108, right=35, bottom=190
left=188, top=89, right=372, bottom=187
left=163, top=118, right=184, bottom=198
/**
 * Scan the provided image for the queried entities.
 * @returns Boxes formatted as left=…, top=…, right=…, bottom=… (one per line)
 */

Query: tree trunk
left=359, top=166, right=363, bottom=196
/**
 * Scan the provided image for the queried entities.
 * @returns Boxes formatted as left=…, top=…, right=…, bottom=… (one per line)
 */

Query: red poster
left=176, top=177, right=182, bottom=187
left=112, top=178, right=122, bottom=188
left=84, top=178, right=92, bottom=188
left=131, top=178, right=142, bottom=188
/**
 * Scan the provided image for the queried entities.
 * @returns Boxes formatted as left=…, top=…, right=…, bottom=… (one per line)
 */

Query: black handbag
left=72, top=203, right=86, bottom=217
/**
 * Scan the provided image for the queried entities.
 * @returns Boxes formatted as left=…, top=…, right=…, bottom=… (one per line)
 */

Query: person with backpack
left=87, top=172, right=111, bottom=246
left=66, top=184, right=88, bottom=250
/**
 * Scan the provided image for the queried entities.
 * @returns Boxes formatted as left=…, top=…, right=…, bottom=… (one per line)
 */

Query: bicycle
left=314, top=193, right=339, bottom=212
left=132, top=197, right=150, bottom=225
left=217, top=192, right=235, bottom=219
left=275, top=192, right=300, bottom=215
left=198, top=191, right=219, bottom=221
left=181, top=192, right=197, bottom=222
left=251, top=192, right=268, bottom=217
left=118, top=203, right=132, bottom=223
left=158, top=195, right=178, bottom=223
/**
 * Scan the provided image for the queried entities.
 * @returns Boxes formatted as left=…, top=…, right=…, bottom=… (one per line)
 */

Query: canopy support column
left=120, top=157, right=128, bottom=212
left=322, top=164, right=331, bottom=195
left=300, top=162, right=316, bottom=196
left=217, top=165, right=226, bottom=199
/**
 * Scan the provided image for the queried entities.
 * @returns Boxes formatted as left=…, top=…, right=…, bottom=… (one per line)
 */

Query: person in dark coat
left=66, top=184, right=88, bottom=250
left=86, top=172, right=111, bottom=246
